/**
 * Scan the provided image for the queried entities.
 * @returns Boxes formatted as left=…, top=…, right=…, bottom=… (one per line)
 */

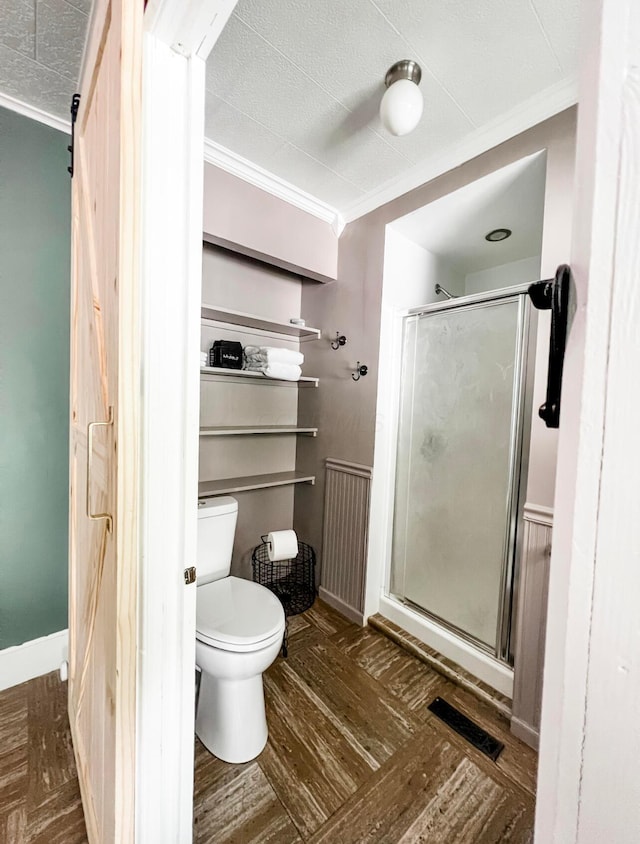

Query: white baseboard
left=318, top=587, right=365, bottom=626
left=510, top=715, right=540, bottom=750
left=0, top=629, right=68, bottom=691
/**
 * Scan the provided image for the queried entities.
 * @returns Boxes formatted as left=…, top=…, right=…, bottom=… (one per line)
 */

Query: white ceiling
left=391, top=151, right=547, bottom=275
left=0, top=0, right=578, bottom=221
left=0, top=0, right=89, bottom=120
left=205, top=0, right=579, bottom=215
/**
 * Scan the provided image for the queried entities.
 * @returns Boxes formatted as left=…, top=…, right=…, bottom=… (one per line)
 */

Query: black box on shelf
left=209, top=340, right=243, bottom=369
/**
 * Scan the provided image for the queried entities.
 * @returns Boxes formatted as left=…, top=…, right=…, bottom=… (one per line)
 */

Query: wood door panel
left=68, top=0, right=141, bottom=841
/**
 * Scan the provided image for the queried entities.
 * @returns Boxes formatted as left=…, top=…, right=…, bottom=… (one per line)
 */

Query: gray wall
left=0, top=107, right=70, bottom=649
left=295, top=107, right=577, bottom=570
left=203, top=163, right=339, bottom=282
left=200, top=244, right=304, bottom=579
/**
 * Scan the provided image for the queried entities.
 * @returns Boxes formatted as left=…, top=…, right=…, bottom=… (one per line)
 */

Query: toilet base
left=196, top=672, right=268, bottom=763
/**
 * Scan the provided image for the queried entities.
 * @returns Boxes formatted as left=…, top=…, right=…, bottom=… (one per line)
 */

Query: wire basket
left=252, top=538, right=316, bottom=618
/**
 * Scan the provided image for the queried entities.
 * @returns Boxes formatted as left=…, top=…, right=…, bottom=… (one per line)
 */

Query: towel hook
left=331, top=332, right=347, bottom=350
left=352, top=362, right=368, bottom=382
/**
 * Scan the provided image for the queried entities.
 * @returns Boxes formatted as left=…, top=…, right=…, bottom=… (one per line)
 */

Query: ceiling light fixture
left=485, top=228, right=512, bottom=242
left=380, top=60, right=423, bottom=137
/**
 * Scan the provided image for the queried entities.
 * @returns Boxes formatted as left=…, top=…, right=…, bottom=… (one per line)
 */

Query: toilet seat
left=196, top=576, right=285, bottom=652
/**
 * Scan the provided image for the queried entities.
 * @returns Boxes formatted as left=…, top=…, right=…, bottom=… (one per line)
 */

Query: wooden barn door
left=68, top=0, right=142, bottom=841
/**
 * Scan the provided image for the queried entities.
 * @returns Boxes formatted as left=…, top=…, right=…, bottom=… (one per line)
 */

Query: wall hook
left=352, top=362, right=368, bottom=381
left=331, top=332, right=347, bottom=350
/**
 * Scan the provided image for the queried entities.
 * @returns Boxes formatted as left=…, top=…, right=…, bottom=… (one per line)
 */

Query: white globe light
left=380, top=78, right=424, bottom=136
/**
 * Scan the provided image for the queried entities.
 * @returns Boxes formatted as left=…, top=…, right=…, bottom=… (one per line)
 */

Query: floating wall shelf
left=201, top=305, right=321, bottom=342
left=200, top=367, right=319, bottom=387
left=198, top=471, right=316, bottom=498
left=200, top=425, right=317, bottom=437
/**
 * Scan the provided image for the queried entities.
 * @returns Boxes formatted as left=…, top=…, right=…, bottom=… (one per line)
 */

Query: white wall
left=527, top=120, right=576, bottom=508
left=203, top=163, right=338, bottom=283
left=383, top=229, right=464, bottom=305
left=464, top=255, right=541, bottom=295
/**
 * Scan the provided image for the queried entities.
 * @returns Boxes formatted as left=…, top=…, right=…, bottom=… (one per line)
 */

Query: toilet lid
left=196, top=576, right=285, bottom=647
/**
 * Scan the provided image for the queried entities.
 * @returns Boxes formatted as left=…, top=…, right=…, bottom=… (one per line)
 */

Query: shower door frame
left=387, top=283, right=536, bottom=665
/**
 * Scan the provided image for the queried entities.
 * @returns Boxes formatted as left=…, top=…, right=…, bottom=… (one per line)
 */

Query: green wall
left=0, top=107, right=70, bottom=649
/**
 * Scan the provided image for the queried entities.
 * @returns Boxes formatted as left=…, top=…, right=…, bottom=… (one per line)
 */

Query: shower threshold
left=377, top=594, right=514, bottom=700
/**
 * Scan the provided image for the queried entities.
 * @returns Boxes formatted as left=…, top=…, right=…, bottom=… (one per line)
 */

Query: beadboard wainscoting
left=319, top=459, right=372, bottom=625
left=511, top=503, right=553, bottom=749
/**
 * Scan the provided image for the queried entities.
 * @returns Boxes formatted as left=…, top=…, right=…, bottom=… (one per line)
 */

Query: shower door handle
left=528, top=264, right=572, bottom=429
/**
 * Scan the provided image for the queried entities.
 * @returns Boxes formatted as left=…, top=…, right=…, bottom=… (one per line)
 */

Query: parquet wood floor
left=0, top=601, right=536, bottom=843
left=193, top=601, right=537, bottom=843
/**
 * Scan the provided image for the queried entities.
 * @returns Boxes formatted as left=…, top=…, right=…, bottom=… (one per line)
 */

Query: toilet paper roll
left=267, top=529, right=299, bottom=562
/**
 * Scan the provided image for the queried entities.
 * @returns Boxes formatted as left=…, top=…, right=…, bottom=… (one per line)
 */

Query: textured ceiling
left=391, top=152, right=547, bottom=275
left=205, top=0, right=579, bottom=212
left=0, top=0, right=89, bottom=120
left=0, top=0, right=579, bottom=218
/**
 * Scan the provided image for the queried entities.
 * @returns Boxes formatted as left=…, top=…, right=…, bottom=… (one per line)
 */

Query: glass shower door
left=390, top=296, right=527, bottom=658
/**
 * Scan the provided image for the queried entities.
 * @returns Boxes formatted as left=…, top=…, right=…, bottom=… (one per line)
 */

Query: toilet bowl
left=195, top=497, right=285, bottom=763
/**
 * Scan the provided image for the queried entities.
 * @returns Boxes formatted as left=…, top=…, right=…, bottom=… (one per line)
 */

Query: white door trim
left=136, top=33, right=204, bottom=843
left=138, top=3, right=238, bottom=841
left=535, top=0, right=640, bottom=841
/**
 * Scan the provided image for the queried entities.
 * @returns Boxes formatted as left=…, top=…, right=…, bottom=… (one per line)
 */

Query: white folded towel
left=262, top=363, right=301, bottom=381
left=244, top=345, right=304, bottom=366
left=244, top=360, right=302, bottom=381
left=200, top=351, right=208, bottom=366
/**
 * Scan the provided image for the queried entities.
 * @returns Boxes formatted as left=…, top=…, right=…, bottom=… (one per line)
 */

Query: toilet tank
left=197, top=496, right=238, bottom=585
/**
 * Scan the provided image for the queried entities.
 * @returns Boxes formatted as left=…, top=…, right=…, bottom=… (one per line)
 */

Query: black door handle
left=527, top=264, right=572, bottom=429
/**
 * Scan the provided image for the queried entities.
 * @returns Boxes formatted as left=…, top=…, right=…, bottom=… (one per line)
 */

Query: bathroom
left=0, top=0, right=595, bottom=838
left=190, top=105, right=575, bottom=837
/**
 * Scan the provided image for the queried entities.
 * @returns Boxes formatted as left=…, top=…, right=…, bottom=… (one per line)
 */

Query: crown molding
left=203, top=138, right=345, bottom=236
left=342, top=76, right=579, bottom=224
left=0, top=90, right=71, bottom=134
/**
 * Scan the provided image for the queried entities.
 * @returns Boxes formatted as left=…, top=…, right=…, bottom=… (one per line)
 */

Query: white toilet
left=195, top=496, right=285, bottom=764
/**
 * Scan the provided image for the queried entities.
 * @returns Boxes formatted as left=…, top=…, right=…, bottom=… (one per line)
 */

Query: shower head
left=435, top=283, right=456, bottom=300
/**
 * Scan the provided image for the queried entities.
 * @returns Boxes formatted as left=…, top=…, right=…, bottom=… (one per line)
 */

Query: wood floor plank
left=284, top=622, right=325, bottom=657
left=331, top=625, right=453, bottom=712
left=0, top=601, right=535, bottom=844
left=0, top=744, right=28, bottom=819
left=444, top=686, right=538, bottom=797
left=0, top=683, right=28, bottom=818
left=260, top=658, right=379, bottom=838
left=308, top=726, right=533, bottom=844
left=27, top=673, right=77, bottom=804
left=286, top=614, right=311, bottom=637
left=193, top=747, right=301, bottom=844
left=0, top=683, right=28, bottom=753
left=26, top=779, right=87, bottom=844
left=0, top=806, right=27, bottom=844
left=333, top=624, right=538, bottom=797
left=369, top=614, right=513, bottom=715
left=302, top=600, right=354, bottom=637
left=290, top=639, right=422, bottom=763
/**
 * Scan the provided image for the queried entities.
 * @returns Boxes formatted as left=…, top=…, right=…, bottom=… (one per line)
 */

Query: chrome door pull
left=87, top=406, right=114, bottom=532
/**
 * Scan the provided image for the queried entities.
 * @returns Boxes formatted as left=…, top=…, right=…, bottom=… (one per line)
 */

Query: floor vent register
left=428, top=696, right=504, bottom=761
